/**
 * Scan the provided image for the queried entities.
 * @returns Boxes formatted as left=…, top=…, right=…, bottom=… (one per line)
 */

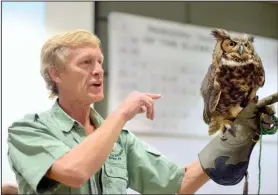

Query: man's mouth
left=90, top=83, right=102, bottom=87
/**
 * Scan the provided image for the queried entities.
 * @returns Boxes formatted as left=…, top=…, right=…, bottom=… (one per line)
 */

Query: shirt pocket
left=144, top=144, right=162, bottom=157
left=103, top=162, right=128, bottom=194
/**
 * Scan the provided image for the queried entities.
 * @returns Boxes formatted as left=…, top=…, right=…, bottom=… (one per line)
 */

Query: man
left=7, top=29, right=276, bottom=194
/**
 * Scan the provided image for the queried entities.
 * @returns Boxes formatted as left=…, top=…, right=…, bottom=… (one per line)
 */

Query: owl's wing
left=200, top=64, right=221, bottom=124
left=254, top=53, right=265, bottom=87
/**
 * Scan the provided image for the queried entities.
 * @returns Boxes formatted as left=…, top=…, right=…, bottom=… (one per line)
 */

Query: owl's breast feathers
left=201, top=61, right=264, bottom=124
left=215, top=63, right=264, bottom=109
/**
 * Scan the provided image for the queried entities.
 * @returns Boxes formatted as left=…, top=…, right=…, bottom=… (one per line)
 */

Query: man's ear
left=47, top=66, right=61, bottom=84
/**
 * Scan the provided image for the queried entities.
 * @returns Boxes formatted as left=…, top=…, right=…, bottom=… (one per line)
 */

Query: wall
left=45, top=2, right=95, bottom=38
left=1, top=2, right=95, bottom=185
left=2, top=2, right=47, bottom=184
left=93, top=2, right=278, bottom=194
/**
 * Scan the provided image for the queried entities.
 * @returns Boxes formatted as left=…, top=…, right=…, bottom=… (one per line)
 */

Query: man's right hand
left=117, top=91, right=161, bottom=121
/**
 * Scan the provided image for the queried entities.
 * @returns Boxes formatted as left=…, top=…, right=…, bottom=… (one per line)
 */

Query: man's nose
left=92, top=64, right=104, bottom=76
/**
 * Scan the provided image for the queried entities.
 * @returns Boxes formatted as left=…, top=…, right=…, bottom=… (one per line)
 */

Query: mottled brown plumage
left=201, top=28, right=265, bottom=135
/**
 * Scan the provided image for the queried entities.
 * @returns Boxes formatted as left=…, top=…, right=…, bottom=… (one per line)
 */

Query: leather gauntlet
left=198, top=102, right=276, bottom=185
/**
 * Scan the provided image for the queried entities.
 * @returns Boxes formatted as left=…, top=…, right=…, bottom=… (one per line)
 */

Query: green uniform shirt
left=7, top=100, right=184, bottom=194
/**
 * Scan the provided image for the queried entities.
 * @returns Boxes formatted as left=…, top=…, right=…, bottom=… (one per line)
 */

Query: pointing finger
left=144, top=93, right=162, bottom=99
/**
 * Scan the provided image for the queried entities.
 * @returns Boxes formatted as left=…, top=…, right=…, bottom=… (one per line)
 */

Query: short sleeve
left=123, top=130, right=184, bottom=194
left=7, top=114, right=71, bottom=194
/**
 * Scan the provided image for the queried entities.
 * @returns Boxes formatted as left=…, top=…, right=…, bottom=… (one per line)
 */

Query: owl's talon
left=220, top=135, right=228, bottom=141
left=223, top=124, right=236, bottom=137
left=229, top=128, right=236, bottom=137
left=253, top=95, right=259, bottom=103
left=224, top=124, right=231, bottom=130
left=255, top=95, right=259, bottom=101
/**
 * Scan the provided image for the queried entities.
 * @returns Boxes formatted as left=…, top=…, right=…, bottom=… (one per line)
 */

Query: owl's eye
left=244, top=43, right=248, bottom=47
left=229, top=41, right=236, bottom=47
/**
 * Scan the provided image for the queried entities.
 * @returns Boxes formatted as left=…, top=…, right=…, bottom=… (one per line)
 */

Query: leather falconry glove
left=198, top=94, right=277, bottom=186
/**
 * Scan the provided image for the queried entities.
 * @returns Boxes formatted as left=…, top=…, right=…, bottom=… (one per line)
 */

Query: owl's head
left=211, top=28, right=256, bottom=63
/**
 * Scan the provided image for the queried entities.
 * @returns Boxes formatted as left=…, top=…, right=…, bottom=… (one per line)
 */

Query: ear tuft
left=248, top=35, right=255, bottom=42
left=211, top=28, right=230, bottom=40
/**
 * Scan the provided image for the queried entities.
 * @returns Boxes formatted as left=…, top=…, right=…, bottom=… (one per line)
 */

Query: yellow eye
left=229, top=41, right=236, bottom=47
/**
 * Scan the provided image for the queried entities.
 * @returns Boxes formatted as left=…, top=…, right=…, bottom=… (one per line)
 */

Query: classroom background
left=2, top=2, right=278, bottom=194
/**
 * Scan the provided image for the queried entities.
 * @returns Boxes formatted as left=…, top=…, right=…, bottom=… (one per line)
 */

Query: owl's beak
left=238, top=45, right=244, bottom=55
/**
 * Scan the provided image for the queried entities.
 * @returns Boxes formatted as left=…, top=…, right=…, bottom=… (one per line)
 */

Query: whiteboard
left=107, top=12, right=278, bottom=142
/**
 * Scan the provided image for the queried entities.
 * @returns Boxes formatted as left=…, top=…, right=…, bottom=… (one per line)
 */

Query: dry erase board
left=107, top=12, right=278, bottom=142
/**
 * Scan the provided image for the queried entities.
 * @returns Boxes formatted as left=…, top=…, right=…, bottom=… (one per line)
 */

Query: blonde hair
left=40, top=29, right=101, bottom=99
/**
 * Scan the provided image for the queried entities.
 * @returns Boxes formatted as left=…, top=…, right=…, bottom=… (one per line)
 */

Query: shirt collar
left=50, top=99, right=104, bottom=132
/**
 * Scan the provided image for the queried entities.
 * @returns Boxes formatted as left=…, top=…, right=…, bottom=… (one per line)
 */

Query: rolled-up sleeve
left=7, top=114, right=71, bottom=194
left=123, top=130, right=184, bottom=194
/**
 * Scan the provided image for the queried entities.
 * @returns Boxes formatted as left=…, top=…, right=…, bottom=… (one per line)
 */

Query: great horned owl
left=200, top=28, right=265, bottom=136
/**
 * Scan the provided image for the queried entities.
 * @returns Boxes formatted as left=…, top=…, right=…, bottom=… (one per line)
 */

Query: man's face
left=56, top=45, right=104, bottom=104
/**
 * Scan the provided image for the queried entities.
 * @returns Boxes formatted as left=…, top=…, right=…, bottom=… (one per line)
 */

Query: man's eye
left=84, top=60, right=91, bottom=64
